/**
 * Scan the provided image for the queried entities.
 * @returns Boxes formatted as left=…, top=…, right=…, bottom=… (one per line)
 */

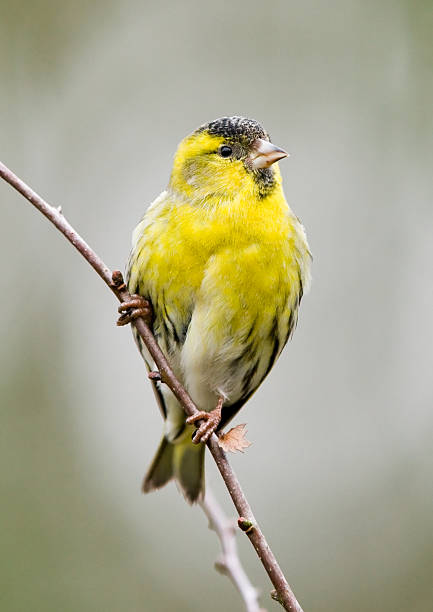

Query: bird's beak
left=249, top=138, right=289, bottom=169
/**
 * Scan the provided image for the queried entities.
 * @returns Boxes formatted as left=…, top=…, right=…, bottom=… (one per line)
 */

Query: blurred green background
left=1, top=1, right=432, bottom=611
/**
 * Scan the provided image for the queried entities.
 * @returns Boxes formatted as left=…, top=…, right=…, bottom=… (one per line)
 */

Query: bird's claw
left=187, top=399, right=223, bottom=444
left=117, top=295, right=152, bottom=326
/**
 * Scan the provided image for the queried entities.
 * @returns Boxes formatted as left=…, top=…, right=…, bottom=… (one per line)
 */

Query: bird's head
left=169, top=116, right=288, bottom=203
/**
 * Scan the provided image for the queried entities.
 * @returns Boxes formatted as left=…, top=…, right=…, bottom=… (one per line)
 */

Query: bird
left=119, top=116, right=311, bottom=503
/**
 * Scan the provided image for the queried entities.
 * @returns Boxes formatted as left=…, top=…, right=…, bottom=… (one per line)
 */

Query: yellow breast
left=129, top=183, right=310, bottom=349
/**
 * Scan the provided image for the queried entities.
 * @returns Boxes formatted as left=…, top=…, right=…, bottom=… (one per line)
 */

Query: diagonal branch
left=200, top=490, right=264, bottom=612
left=0, top=160, right=304, bottom=612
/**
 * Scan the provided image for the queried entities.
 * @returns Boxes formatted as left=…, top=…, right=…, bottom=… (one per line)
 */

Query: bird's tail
left=142, top=434, right=205, bottom=503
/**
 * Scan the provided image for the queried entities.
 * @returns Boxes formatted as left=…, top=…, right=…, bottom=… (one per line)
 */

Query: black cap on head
left=198, top=116, right=270, bottom=143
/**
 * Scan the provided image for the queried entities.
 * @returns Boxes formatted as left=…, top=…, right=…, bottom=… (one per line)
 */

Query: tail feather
left=174, top=440, right=205, bottom=503
left=142, top=435, right=205, bottom=503
left=142, top=437, right=175, bottom=492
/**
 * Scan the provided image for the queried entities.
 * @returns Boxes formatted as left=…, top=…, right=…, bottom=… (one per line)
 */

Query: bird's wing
left=126, top=191, right=194, bottom=431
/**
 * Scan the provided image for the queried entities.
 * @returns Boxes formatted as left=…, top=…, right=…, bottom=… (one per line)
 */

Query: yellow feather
left=129, top=117, right=311, bottom=502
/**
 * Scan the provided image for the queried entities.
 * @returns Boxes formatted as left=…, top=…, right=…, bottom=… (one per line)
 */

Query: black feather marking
left=255, top=168, right=276, bottom=198
left=149, top=377, right=168, bottom=420
left=159, top=292, right=180, bottom=344
left=244, top=320, right=257, bottom=342
left=282, top=306, right=299, bottom=349
left=240, top=358, right=260, bottom=397
left=285, top=310, right=296, bottom=346
left=263, top=317, right=281, bottom=379
left=299, top=274, right=304, bottom=305
left=264, top=339, right=280, bottom=378
left=159, top=316, right=170, bottom=338
left=219, top=390, right=256, bottom=430
left=156, top=292, right=191, bottom=348
left=165, top=310, right=179, bottom=344
left=229, top=341, right=256, bottom=376
left=179, top=310, right=192, bottom=344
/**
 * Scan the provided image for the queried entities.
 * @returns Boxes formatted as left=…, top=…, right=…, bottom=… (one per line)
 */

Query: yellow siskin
left=124, top=116, right=311, bottom=503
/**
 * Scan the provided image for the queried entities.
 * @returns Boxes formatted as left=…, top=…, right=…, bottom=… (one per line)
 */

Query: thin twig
left=0, top=160, right=304, bottom=612
left=200, top=490, right=264, bottom=612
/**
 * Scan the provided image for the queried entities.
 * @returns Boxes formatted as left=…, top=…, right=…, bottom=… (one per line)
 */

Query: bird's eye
left=219, top=145, right=232, bottom=158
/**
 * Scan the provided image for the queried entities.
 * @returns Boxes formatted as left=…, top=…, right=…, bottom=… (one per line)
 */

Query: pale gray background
left=1, top=1, right=432, bottom=611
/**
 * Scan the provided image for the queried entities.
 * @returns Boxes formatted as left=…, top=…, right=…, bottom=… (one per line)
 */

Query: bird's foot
left=187, top=397, right=223, bottom=444
left=117, top=295, right=152, bottom=326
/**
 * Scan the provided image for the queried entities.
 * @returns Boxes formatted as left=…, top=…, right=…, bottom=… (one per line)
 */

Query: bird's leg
left=117, top=295, right=152, bottom=327
left=187, top=396, right=224, bottom=444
